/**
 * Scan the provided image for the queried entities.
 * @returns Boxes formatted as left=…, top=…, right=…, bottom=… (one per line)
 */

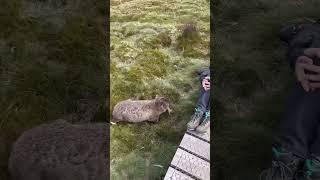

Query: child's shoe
left=260, top=146, right=303, bottom=180
left=297, top=155, right=320, bottom=180
left=196, top=111, right=210, bottom=133
left=187, top=107, right=204, bottom=130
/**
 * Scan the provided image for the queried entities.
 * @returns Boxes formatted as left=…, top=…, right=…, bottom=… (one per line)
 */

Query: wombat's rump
left=9, top=120, right=108, bottom=180
left=112, top=96, right=171, bottom=123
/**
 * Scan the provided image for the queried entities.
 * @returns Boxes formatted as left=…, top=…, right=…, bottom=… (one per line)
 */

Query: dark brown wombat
left=112, top=95, right=172, bottom=123
left=279, top=21, right=320, bottom=69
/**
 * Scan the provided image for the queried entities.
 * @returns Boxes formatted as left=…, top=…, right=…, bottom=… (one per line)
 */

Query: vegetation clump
left=157, top=32, right=172, bottom=47
left=176, top=22, right=201, bottom=50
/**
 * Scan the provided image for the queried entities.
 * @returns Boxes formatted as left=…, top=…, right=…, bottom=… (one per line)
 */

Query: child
left=187, top=67, right=210, bottom=133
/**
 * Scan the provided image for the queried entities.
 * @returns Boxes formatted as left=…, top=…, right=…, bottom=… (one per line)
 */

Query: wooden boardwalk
left=164, top=129, right=210, bottom=180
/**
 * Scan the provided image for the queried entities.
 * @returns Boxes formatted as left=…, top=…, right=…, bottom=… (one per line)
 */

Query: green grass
left=213, top=0, right=320, bottom=179
left=110, top=0, right=209, bottom=179
left=0, top=0, right=106, bottom=179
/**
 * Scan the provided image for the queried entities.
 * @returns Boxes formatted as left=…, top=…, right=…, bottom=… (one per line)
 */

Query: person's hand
left=202, top=76, right=210, bottom=91
left=295, top=55, right=313, bottom=92
left=295, top=48, right=320, bottom=92
left=300, top=48, right=320, bottom=91
left=304, top=48, right=320, bottom=60
left=300, top=63, right=320, bottom=90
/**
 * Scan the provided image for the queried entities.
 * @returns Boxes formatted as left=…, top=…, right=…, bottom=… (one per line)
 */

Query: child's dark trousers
left=275, top=82, right=320, bottom=158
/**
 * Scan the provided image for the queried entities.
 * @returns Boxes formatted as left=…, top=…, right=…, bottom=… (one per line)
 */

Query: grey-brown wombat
left=112, top=96, right=172, bottom=123
left=9, top=120, right=108, bottom=180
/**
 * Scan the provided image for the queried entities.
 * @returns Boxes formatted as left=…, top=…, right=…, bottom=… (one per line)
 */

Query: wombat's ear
left=155, top=99, right=162, bottom=107
left=155, top=97, right=165, bottom=104
left=279, top=25, right=295, bottom=43
left=162, top=97, right=169, bottom=103
left=156, top=100, right=169, bottom=111
left=279, top=24, right=304, bottom=43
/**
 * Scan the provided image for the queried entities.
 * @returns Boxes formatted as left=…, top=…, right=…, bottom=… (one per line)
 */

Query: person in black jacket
left=260, top=22, right=320, bottom=180
left=187, top=67, right=210, bottom=133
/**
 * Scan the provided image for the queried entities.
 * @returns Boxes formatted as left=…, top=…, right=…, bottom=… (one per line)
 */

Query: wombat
left=8, top=120, right=108, bottom=180
left=279, top=21, right=320, bottom=70
left=112, top=95, right=172, bottom=123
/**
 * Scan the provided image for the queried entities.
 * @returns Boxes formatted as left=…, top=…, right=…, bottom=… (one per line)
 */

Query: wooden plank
left=186, top=129, right=210, bottom=143
left=171, top=148, right=210, bottom=180
left=180, top=133, right=210, bottom=161
left=164, top=167, right=195, bottom=180
left=164, top=128, right=210, bottom=180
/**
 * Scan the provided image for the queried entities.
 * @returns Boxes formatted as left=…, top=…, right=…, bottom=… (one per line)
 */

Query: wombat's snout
left=155, top=96, right=171, bottom=114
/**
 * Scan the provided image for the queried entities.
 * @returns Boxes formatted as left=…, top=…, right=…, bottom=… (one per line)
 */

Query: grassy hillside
left=110, top=0, right=210, bottom=179
left=213, top=0, right=320, bottom=179
left=0, top=0, right=107, bottom=179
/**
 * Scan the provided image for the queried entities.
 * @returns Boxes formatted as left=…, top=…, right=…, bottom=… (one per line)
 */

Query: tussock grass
left=213, top=0, right=320, bottom=179
left=111, top=0, right=209, bottom=178
left=0, top=0, right=106, bottom=179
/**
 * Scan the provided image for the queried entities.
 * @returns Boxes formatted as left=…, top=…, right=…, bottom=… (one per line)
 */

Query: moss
left=140, top=15, right=175, bottom=24
left=110, top=61, right=118, bottom=74
left=113, top=42, right=136, bottom=63
left=135, top=31, right=171, bottom=50
left=0, top=0, right=22, bottom=37
left=129, top=49, right=170, bottom=79
left=233, top=69, right=263, bottom=97
left=182, top=47, right=206, bottom=58
left=49, top=16, right=105, bottom=66
left=169, top=78, right=193, bottom=93
left=111, top=125, right=140, bottom=155
left=110, top=80, right=141, bottom=107
left=111, top=14, right=144, bottom=23
left=112, top=152, right=146, bottom=179
left=136, top=36, right=160, bottom=49
left=155, top=125, right=182, bottom=143
left=120, top=25, right=140, bottom=37
left=152, top=86, right=180, bottom=102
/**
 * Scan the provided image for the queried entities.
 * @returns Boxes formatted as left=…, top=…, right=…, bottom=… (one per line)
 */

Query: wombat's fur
left=62, top=98, right=102, bottom=123
left=279, top=21, right=320, bottom=67
left=9, top=120, right=108, bottom=180
left=112, top=96, right=172, bottom=123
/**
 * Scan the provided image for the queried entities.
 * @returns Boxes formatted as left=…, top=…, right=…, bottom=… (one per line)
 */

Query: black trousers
left=275, top=83, right=320, bottom=158
left=196, top=83, right=210, bottom=113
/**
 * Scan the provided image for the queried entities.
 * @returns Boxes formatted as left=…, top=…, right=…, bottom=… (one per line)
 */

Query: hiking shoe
left=196, top=111, right=210, bottom=133
left=260, top=147, right=303, bottom=180
left=297, top=156, right=320, bottom=180
left=187, top=108, right=204, bottom=130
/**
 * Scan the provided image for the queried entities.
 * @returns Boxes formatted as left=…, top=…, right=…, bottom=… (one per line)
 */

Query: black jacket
left=198, top=67, right=210, bottom=82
